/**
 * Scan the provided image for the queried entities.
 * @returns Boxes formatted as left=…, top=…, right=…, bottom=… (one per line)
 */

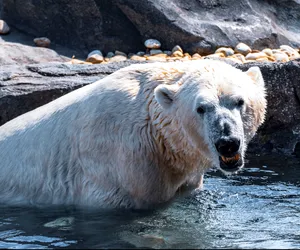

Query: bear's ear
left=154, top=84, right=178, bottom=109
left=245, top=66, right=264, bottom=88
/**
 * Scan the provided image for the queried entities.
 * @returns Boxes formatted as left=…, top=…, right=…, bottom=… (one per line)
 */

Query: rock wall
left=1, top=59, right=300, bottom=155
left=1, top=0, right=300, bottom=55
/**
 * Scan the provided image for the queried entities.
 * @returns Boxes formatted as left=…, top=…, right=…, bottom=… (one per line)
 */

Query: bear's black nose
left=215, top=137, right=240, bottom=157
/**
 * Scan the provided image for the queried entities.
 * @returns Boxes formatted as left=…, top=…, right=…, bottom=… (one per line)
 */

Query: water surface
left=0, top=154, right=299, bottom=249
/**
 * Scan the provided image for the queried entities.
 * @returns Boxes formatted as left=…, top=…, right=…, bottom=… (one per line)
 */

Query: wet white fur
left=0, top=60, right=266, bottom=208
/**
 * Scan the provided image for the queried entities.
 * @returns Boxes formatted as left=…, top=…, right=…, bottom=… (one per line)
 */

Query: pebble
left=262, top=48, right=273, bottom=57
left=166, top=57, right=181, bottom=62
left=68, top=58, right=92, bottom=65
left=205, top=53, right=225, bottom=59
left=172, top=50, right=183, bottom=57
left=192, top=53, right=202, bottom=59
left=130, top=55, right=146, bottom=61
left=136, top=51, right=145, bottom=56
left=245, top=52, right=267, bottom=60
left=33, top=37, right=51, bottom=48
left=244, top=59, right=256, bottom=63
left=183, top=53, right=191, bottom=59
left=256, top=57, right=269, bottom=62
left=147, top=55, right=166, bottom=61
left=231, top=53, right=246, bottom=63
left=65, top=43, right=300, bottom=65
left=290, top=54, right=300, bottom=60
left=215, top=47, right=234, bottom=56
left=171, top=45, right=183, bottom=54
left=225, top=57, right=243, bottom=64
left=150, top=49, right=163, bottom=55
left=144, top=39, right=161, bottom=49
left=108, top=55, right=127, bottom=62
left=163, top=50, right=172, bottom=56
left=0, top=20, right=10, bottom=34
left=86, top=50, right=104, bottom=63
left=280, top=45, right=299, bottom=57
left=234, top=42, right=252, bottom=55
left=106, top=52, right=114, bottom=58
left=115, top=50, right=127, bottom=57
left=273, top=52, right=289, bottom=62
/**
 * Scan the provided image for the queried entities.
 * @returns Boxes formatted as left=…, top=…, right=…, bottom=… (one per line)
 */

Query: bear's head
left=153, top=60, right=267, bottom=174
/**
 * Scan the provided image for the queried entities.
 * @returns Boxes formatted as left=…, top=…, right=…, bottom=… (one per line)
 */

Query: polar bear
left=0, top=60, right=266, bottom=208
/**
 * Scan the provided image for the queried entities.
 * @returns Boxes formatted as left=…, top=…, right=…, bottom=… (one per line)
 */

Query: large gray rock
left=0, top=59, right=300, bottom=156
left=1, top=0, right=300, bottom=55
left=0, top=42, right=69, bottom=65
left=236, top=60, right=300, bottom=155
left=0, top=60, right=140, bottom=125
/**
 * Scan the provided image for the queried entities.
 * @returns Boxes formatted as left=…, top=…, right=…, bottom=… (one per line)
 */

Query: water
left=0, top=154, right=299, bottom=249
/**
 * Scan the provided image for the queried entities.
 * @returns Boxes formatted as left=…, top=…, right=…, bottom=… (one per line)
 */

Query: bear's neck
left=148, top=103, right=201, bottom=175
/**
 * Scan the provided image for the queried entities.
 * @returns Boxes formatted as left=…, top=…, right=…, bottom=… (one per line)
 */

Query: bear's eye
left=196, top=106, right=205, bottom=114
left=236, top=98, right=244, bottom=107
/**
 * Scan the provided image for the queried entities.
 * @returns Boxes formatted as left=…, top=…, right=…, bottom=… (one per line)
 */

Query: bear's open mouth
left=219, top=153, right=243, bottom=172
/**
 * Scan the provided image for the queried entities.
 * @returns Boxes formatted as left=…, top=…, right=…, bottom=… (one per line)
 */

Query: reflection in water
left=0, top=154, right=299, bottom=249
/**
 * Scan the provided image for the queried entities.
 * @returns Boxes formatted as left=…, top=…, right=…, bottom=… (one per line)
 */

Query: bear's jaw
left=219, top=153, right=244, bottom=173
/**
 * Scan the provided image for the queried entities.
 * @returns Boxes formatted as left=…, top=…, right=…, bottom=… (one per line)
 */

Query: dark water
left=0, top=154, right=300, bottom=249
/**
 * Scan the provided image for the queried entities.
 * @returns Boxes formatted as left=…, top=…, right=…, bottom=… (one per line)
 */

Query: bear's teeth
left=221, top=154, right=240, bottom=163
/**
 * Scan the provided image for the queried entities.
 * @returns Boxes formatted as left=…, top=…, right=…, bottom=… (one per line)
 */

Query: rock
left=280, top=45, right=299, bottom=57
left=144, top=39, right=161, bottom=49
left=68, top=58, right=93, bottom=65
left=224, top=57, right=243, bottom=64
left=262, top=48, right=273, bottom=57
left=236, top=59, right=300, bottom=155
left=235, top=43, right=252, bottom=55
left=136, top=51, right=145, bottom=56
left=255, top=57, right=269, bottom=62
left=0, top=60, right=139, bottom=126
left=230, top=53, right=246, bottom=63
left=106, top=52, right=115, bottom=58
left=2, top=0, right=300, bottom=54
left=172, top=51, right=183, bottom=57
left=129, top=55, right=146, bottom=61
left=245, top=52, right=267, bottom=60
left=108, top=55, right=127, bottom=62
left=86, top=50, right=104, bottom=63
left=290, top=54, right=300, bottom=61
left=33, top=37, right=51, bottom=48
left=146, top=55, right=166, bottom=61
left=191, top=53, right=202, bottom=59
left=150, top=49, right=163, bottom=55
left=0, top=20, right=10, bottom=34
left=1, top=59, right=300, bottom=156
left=205, top=53, right=224, bottom=59
left=273, top=52, right=289, bottom=62
left=215, top=47, right=234, bottom=57
left=44, top=217, right=74, bottom=230
left=163, top=50, right=172, bottom=56
left=115, top=50, right=127, bottom=57
left=183, top=53, right=191, bottom=59
left=171, top=45, right=183, bottom=54
left=0, top=42, right=68, bottom=65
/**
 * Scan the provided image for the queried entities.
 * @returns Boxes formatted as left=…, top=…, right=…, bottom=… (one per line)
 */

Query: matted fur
left=0, top=60, right=266, bottom=208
